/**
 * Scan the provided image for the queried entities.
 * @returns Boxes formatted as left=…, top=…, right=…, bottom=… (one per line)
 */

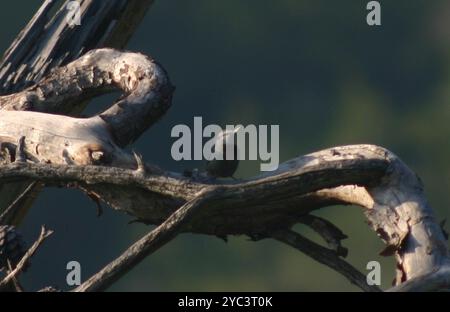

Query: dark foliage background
left=0, top=0, right=449, bottom=291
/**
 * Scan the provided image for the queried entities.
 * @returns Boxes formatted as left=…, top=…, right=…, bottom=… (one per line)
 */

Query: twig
left=7, top=260, right=24, bottom=292
left=269, top=229, right=382, bottom=292
left=299, top=214, right=348, bottom=257
left=74, top=187, right=218, bottom=292
left=0, top=181, right=38, bottom=225
left=38, top=286, right=60, bottom=292
left=0, top=226, right=53, bottom=287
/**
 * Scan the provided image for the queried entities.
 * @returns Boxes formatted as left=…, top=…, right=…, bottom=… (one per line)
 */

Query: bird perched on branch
left=206, top=126, right=242, bottom=178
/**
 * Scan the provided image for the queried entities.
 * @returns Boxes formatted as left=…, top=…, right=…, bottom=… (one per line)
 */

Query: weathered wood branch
left=0, top=48, right=173, bottom=223
left=74, top=187, right=380, bottom=292
left=0, top=139, right=448, bottom=291
left=74, top=188, right=215, bottom=292
left=1, top=48, right=173, bottom=156
left=0, top=0, right=156, bottom=95
left=0, top=4, right=447, bottom=290
left=0, top=144, right=389, bottom=235
left=0, top=0, right=156, bottom=225
left=298, top=214, right=349, bottom=256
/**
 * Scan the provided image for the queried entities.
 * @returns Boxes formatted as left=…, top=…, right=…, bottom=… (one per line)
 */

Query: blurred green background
left=0, top=0, right=449, bottom=291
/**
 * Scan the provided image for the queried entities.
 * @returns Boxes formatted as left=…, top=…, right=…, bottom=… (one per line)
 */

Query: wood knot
left=70, top=143, right=112, bottom=165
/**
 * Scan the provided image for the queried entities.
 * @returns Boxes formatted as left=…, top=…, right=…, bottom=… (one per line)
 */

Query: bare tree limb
left=0, top=0, right=157, bottom=226
left=0, top=4, right=447, bottom=291
left=0, top=47, right=172, bottom=224
left=298, top=214, right=349, bottom=257
left=268, top=229, right=381, bottom=292
left=6, top=260, right=24, bottom=292
left=74, top=187, right=218, bottom=292
left=0, top=144, right=390, bottom=236
left=0, top=141, right=447, bottom=291
left=1, top=48, right=174, bottom=154
left=0, top=0, right=156, bottom=95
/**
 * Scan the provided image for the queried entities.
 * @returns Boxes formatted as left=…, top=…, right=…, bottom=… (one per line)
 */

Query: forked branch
left=0, top=47, right=448, bottom=292
left=0, top=141, right=448, bottom=291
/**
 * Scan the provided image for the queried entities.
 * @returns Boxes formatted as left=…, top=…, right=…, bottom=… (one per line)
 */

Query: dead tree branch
left=0, top=0, right=156, bottom=226
left=0, top=226, right=53, bottom=288
left=74, top=187, right=217, bottom=292
left=0, top=47, right=173, bottom=224
left=0, top=0, right=156, bottom=95
left=0, top=2, right=447, bottom=291
left=1, top=48, right=173, bottom=155
left=0, top=134, right=448, bottom=291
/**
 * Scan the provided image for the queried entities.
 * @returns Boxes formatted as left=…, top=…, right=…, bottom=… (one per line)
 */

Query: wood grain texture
left=0, top=1, right=448, bottom=292
left=0, top=0, right=156, bottom=225
left=1, top=141, right=448, bottom=291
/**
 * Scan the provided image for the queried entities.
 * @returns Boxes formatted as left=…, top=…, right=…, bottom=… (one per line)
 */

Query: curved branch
left=1, top=48, right=174, bottom=147
left=0, top=43, right=446, bottom=291
left=0, top=144, right=389, bottom=236
left=0, top=0, right=157, bottom=226
left=0, top=143, right=448, bottom=291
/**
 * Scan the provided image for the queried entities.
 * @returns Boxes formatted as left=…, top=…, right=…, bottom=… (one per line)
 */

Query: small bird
left=206, top=126, right=242, bottom=178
